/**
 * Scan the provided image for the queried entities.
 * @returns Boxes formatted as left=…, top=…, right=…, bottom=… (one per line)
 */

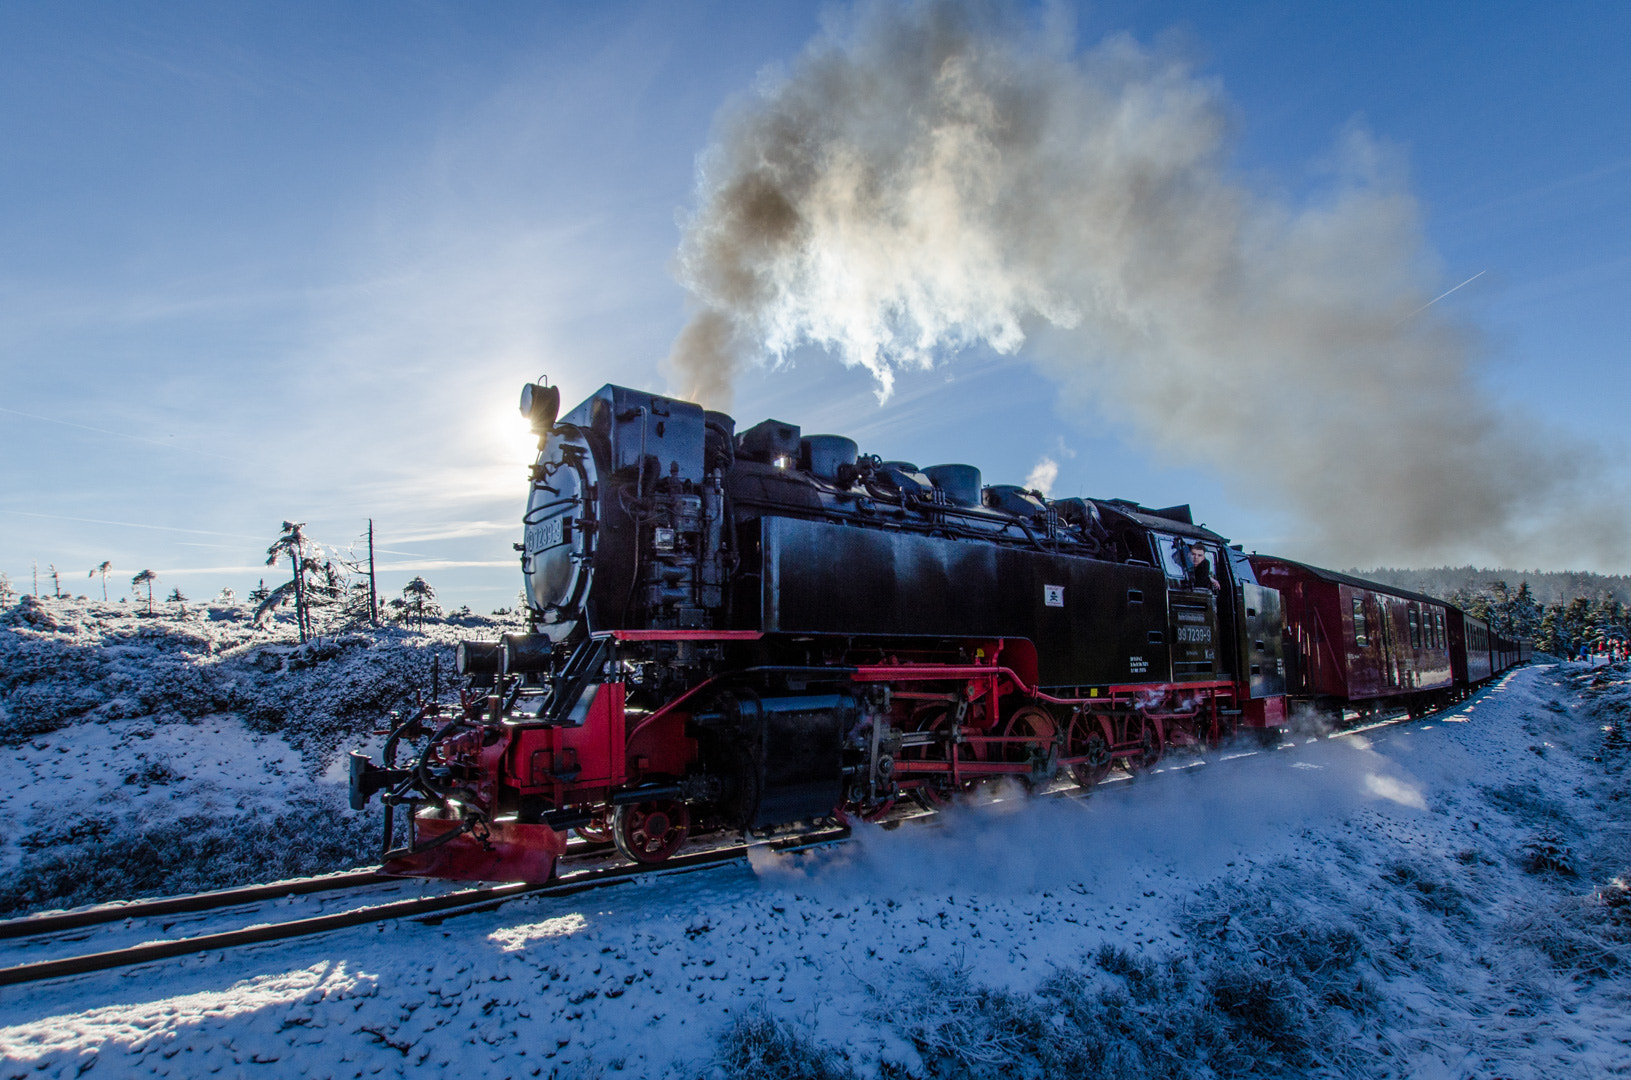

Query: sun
left=476, top=396, right=544, bottom=469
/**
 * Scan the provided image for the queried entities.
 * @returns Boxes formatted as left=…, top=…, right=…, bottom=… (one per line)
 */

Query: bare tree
left=131, top=569, right=158, bottom=615
left=89, top=561, right=112, bottom=601
left=0, top=571, right=14, bottom=607
left=48, top=564, right=61, bottom=599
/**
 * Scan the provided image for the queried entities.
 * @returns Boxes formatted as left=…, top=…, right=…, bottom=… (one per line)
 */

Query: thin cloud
left=380, top=521, right=518, bottom=545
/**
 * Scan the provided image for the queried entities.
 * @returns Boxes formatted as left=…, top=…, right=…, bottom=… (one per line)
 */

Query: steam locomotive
left=348, top=382, right=1526, bottom=882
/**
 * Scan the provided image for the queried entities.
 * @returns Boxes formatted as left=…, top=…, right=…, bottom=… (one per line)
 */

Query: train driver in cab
left=1186, top=541, right=1220, bottom=592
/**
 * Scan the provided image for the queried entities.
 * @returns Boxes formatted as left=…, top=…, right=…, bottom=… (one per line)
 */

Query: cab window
left=1153, top=533, right=1190, bottom=583
left=1152, top=533, right=1219, bottom=592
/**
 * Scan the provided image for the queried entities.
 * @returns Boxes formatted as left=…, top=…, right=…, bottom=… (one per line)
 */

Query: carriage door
left=1154, top=533, right=1219, bottom=682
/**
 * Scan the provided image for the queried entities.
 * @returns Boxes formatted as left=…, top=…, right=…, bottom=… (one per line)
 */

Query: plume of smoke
left=1023, top=455, right=1059, bottom=496
left=666, top=0, right=1624, bottom=569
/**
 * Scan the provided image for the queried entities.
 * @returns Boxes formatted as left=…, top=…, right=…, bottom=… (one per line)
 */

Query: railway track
left=0, top=834, right=616, bottom=944
left=0, top=829, right=847, bottom=989
left=0, top=868, right=392, bottom=942
left=0, top=687, right=1485, bottom=990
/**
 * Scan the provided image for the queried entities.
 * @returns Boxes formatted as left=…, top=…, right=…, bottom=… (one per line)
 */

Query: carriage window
left=1408, top=607, right=1421, bottom=648
left=1352, top=597, right=1368, bottom=647
left=1435, top=611, right=1445, bottom=648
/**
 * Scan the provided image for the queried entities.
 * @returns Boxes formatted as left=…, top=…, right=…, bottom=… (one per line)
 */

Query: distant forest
left=1353, top=566, right=1631, bottom=655
left=1353, top=567, right=1631, bottom=608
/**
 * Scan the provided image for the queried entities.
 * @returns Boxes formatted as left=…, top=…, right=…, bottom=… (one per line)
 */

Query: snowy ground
left=3, top=661, right=1630, bottom=1079
left=0, top=597, right=516, bottom=915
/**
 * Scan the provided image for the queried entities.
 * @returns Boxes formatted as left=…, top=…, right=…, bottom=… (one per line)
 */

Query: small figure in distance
left=1186, top=541, right=1220, bottom=593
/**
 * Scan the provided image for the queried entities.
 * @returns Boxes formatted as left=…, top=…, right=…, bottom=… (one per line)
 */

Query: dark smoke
left=667, top=0, right=1623, bottom=569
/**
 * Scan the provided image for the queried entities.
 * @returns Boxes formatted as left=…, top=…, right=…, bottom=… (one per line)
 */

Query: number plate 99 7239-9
left=528, top=516, right=567, bottom=551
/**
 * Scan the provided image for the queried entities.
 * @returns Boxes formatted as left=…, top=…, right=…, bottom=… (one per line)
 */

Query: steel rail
left=0, top=838, right=615, bottom=942
left=0, top=869, right=389, bottom=941
left=0, top=829, right=848, bottom=989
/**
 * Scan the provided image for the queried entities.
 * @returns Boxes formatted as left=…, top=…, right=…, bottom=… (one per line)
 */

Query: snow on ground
left=3, top=661, right=1630, bottom=1079
left=0, top=597, right=512, bottom=915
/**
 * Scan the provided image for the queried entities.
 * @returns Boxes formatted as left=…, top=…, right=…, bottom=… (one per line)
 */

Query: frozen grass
left=1380, top=860, right=1473, bottom=918
left=869, top=878, right=1378, bottom=1080
left=0, top=791, right=376, bottom=916
left=709, top=1005, right=859, bottom=1080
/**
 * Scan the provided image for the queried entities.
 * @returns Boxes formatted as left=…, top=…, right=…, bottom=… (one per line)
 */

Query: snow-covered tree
left=400, top=576, right=440, bottom=629
left=0, top=571, right=14, bottom=607
left=1510, top=581, right=1542, bottom=642
left=1562, top=598, right=1594, bottom=654
left=257, top=522, right=347, bottom=641
left=47, top=564, right=61, bottom=599
left=89, top=561, right=112, bottom=601
left=131, top=569, right=158, bottom=615
left=1537, top=605, right=1562, bottom=655
left=166, top=587, right=188, bottom=614
left=247, top=579, right=270, bottom=605
left=260, top=522, right=312, bottom=639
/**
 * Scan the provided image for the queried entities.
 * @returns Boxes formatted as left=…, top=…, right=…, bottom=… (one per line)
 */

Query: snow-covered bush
left=0, top=599, right=502, bottom=758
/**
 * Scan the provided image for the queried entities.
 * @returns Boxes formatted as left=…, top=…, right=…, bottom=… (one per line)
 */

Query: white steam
left=667, top=0, right=1624, bottom=568
left=1023, top=455, right=1059, bottom=496
left=748, top=736, right=1429, bottom=899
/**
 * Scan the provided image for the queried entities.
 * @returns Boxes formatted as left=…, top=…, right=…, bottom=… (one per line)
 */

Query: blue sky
left=2, top=1, right=1627, bottom=610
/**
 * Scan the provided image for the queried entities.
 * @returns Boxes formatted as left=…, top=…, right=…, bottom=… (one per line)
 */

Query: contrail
left=1398, top=270, right=1486, bottom=323
left=0, top=509, right=265, bottom=540
left=0, top=407, right=248, bottom=463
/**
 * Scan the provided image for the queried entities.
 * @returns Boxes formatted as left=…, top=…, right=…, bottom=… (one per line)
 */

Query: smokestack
left=665, top=0, right=1624, bottom=569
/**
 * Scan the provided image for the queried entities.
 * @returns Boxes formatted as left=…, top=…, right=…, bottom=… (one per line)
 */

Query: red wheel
left=1068, top=717, right=1113, bottom=789
left=1002, top=705, right=1058, bottom=789
left=1123, top=719, right=1164, bottom=776
left=611, top=799, right=690, bottom=864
